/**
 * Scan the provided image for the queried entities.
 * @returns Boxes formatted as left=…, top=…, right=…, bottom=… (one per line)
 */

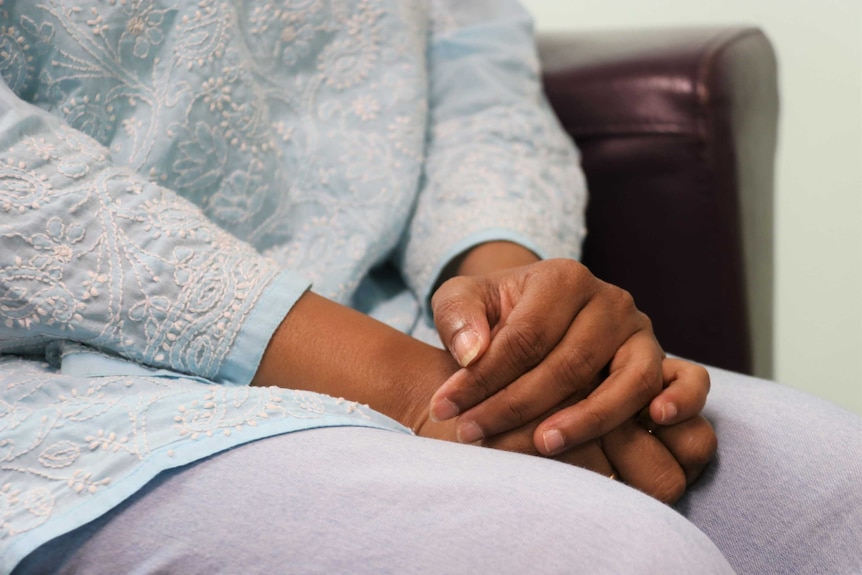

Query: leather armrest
left=539, top=27, right=779, bottom=375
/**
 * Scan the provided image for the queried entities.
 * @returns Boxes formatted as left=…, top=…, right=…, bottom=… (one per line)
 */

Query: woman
left=0, top=1, right=859, bottom=573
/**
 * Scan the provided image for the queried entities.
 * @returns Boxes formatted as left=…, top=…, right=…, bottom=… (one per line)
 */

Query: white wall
left=522, top=0, right=862, bottom=414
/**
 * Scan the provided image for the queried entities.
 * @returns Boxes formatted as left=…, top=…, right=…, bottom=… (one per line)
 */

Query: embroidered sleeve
left=0, top=81, right=310, bottom=384
left=397, top=0, right=587, bottom=306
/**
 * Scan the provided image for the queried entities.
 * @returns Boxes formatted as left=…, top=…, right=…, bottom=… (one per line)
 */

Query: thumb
left=431, top=277, right=493, bottom=368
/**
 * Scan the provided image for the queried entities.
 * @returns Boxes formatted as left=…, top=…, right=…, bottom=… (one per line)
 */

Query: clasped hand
left=421, top=257, right=716, bottom=504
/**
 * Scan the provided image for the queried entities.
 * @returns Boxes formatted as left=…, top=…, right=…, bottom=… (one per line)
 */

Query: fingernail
left=453, top=330, right=480, bottom=367
left=457, top=421, right=484, bottom=444
left=430, top=398, right=460, bottom=422
left=542, top=429, right=565, bottom=455
left=661, top=402, right=678, bottom=423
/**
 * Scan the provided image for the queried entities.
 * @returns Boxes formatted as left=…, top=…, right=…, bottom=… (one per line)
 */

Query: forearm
left=251, top=291, right=458, bottom=431
left=455, top=241, right=541, bottom=276
left=435, top=241, right=541, bottom=289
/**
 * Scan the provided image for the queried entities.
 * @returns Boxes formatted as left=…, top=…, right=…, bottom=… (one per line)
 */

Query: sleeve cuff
left=215, top=270, right=312, bottom=386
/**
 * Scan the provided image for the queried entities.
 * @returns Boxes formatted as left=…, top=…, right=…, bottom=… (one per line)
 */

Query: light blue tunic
left=0, top=0, right=585, bottom=569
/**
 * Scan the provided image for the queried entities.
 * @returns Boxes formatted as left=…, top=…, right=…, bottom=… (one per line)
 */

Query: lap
left=15, top=367, right=861, bottom=575
left=16, top=427, right=733, bottom=575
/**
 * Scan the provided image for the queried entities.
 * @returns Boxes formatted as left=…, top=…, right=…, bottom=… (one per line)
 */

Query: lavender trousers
left=15, top=367, right=862, bottom=574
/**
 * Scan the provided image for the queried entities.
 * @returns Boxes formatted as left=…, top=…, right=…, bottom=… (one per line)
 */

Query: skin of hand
left=614, top=358, right=717, bottom=500
left=429, top=242, right=711, bottom=462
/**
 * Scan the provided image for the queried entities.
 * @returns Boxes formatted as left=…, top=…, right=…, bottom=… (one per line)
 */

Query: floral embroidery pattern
left=0, top=1, right=587, bottom=570
left=0, top=356, right=388, bottom=545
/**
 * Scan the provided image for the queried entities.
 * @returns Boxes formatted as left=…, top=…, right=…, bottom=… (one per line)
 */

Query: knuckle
left=550, top=345, right=596, bottom=393
left=431, top=277, right=476, bottom=313
left=442, top=366, right=497, bottom=407
left=464, top=368, right=498, bottom=402
left=497, top=389, right=530, bottom=429
left=431, top=291, right=463, bottom=321
left=560, top=259, right=592, bottom=290
left=687, top=419, right=718, bottom=469
left=608, top=283, right=636, bottom=311
left=557, top=257, right=584, bottom=278
left=617, top=286, right=636, bottom=310
left=581, top=403, right=611, bottom=438
left=695, top=365, right=711, bottom=393
left=606, top=285, right=653, bottom=331
left=630, top=362, right=663, bottom=405
left=635, top=310, right=654, bottom=332
left=651, top=466, right=688, bottom=504
left=501, top=323, right=547, bottom=367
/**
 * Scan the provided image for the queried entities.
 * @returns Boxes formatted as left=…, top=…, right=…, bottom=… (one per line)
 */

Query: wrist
left=251, top=291, right=458, bottom=430
left=455, top=241, right=540, bottom=277
left=396, top=344, right=461, bottom=433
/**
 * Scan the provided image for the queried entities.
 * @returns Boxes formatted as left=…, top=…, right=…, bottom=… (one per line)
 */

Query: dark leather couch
left=539, top=27, right=779, bottom=375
